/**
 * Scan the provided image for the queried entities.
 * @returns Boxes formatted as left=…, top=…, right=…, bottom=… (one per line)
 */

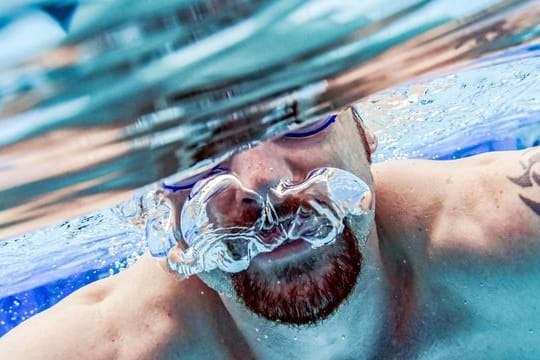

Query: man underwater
left=1, top=107, right=539, bottom=359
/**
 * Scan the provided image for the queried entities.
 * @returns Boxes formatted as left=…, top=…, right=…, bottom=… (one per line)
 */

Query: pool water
left=1, top=42, right=539, bottom=337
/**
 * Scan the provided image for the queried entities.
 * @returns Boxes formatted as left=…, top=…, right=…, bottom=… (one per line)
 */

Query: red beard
left=231, top=225, right=362, bottom=325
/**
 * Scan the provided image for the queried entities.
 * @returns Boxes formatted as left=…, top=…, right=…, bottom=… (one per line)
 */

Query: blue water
left=1, top=42, right=539, bottom=337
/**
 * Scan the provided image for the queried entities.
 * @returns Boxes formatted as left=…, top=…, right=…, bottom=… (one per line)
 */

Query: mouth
left=252, top=213, right=335, bottom=266
left=257, top=238, right=312, bottom=261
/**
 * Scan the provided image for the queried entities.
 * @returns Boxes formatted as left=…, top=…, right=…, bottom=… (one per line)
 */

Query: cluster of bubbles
left=143, top=167, right=373, bottom=278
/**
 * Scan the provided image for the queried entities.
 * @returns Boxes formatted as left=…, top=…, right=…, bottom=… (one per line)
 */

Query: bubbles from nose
left=173, top=167, right=374, bottom=277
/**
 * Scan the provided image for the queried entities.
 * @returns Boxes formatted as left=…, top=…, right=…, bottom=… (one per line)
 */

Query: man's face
left=174, top=108, right=376, bottom=325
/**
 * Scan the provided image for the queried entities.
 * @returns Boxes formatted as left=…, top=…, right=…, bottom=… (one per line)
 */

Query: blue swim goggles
left=162, top=165, right=229, bottom=193
left=283, top=114, right=337, bottom=138
left=163, top=115, right=337, bottom=192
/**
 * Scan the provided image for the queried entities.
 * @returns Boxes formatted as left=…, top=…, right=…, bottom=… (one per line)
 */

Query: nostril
left=242, top=198, right=257, bottom=205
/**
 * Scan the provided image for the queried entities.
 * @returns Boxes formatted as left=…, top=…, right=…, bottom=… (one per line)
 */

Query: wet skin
left=0, top=109, right=539, bottom=360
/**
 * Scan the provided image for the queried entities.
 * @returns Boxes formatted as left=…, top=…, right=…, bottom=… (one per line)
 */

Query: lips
left=253, top=238, right=313, bottom=266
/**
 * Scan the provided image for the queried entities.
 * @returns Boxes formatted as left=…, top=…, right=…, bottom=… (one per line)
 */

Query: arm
left=0, top=254, right=192, bottom=360
left=0, top=274, right=120, bottom=360
left=373, top=147, right=540, bottom=260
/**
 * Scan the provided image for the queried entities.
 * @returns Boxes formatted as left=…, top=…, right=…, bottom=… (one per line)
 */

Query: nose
left=228, top=142, right=295, bottom=193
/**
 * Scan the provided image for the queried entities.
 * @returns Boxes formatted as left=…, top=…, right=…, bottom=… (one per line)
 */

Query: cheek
left=325, top=132, right=370, bottom=177
left=289, top=135, right=369, bottom=182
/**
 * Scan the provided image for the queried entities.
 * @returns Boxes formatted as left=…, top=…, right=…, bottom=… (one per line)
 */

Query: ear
left=364, top=127, right=378, bottom=155
left=350, top=105, right=378, bottom=155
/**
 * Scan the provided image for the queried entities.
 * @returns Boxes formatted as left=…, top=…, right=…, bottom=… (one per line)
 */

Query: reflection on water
left=358, top=44, right=540, bottom=161
left=1, top=0, right=540, bottom=237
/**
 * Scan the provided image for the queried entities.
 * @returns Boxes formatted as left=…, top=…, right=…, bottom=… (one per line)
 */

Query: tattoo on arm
left=507, top=149, right=540, bottom=216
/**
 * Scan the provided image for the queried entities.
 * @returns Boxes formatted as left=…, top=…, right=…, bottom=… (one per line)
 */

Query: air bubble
left=163, top=167, right=374, bottom=278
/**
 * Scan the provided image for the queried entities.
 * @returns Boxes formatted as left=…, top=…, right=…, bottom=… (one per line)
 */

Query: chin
left=231, top=225, right=362, bottom=326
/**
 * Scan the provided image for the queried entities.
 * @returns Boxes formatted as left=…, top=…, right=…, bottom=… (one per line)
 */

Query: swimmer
left=1, top=107, right=539, bottom=359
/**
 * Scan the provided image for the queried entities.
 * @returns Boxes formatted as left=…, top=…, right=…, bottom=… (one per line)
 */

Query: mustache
left=164, top=167, right=373, bottom=278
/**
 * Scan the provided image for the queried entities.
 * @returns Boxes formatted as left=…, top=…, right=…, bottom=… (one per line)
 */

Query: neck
left=220, top=231, right=393, bottom=360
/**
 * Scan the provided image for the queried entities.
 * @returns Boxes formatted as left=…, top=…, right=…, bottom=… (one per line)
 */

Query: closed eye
left=283, top=115, right=336, bottom=139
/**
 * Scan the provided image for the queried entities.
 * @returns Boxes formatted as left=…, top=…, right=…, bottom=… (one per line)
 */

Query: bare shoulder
left=0, top=267, right=118, bottom=359
left=372, top=147, right=540, bottom=260
left=0, top=253, right=215, bottom=360
left=372, top=158, right=448, bottom=254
